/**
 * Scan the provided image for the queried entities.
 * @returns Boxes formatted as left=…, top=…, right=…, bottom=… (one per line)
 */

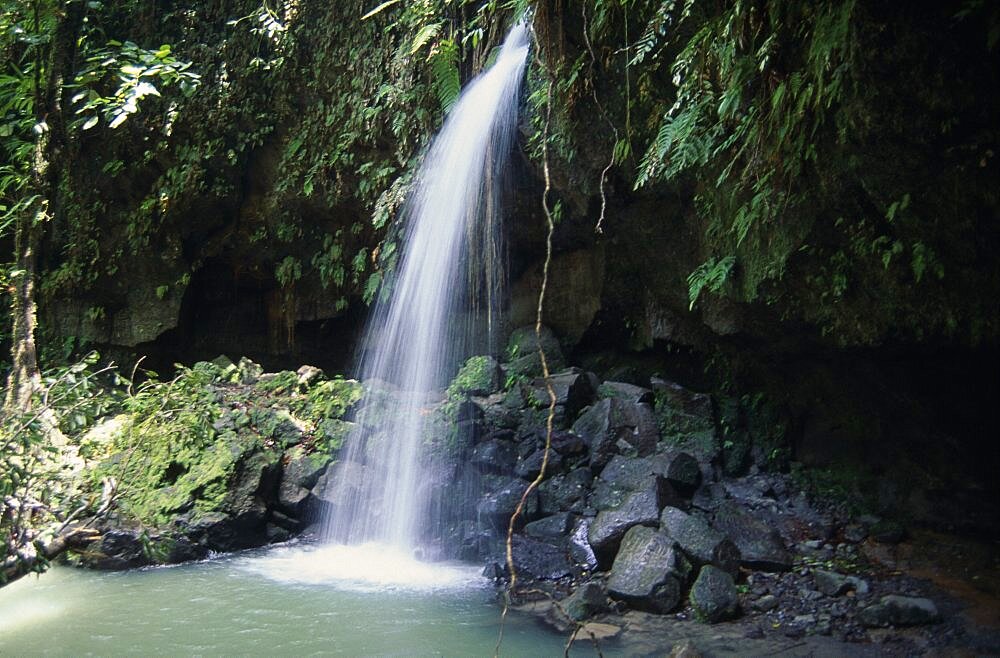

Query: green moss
left=447, top=355, right=500, bottom=399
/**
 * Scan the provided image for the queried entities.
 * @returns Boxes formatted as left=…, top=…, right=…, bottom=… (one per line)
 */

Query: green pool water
left=0, top=542, right=577, bottom=656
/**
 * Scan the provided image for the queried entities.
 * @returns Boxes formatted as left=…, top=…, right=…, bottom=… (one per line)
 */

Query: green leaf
left=361, top=0, right=402, bottom=20
left=82, top=116, right=99, bottom=130
left=410, top=23, right=442, bottom=55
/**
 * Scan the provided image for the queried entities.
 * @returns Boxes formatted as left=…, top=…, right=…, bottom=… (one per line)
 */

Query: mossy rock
left=503, top=325, right=566, bottom=378
left=448, top=355, right=503, bottom=398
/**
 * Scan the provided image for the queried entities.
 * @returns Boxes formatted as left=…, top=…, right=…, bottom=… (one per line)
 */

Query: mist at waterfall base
left=258, top=22, right=531, bottom=589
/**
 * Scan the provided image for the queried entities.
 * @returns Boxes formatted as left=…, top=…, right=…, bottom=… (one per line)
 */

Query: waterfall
left=320, top=21, right=530, bottom=552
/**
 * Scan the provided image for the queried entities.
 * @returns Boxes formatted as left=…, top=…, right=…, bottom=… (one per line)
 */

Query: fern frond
left=410, top=22, right=442, bottom=55
left=430, top=39, right=460, bottom=114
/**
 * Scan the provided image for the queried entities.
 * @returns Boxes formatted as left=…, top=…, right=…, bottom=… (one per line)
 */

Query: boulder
left=859, top=595, right=941, bottom=627
left=598, top=381, right=655, bottom=405
left=650, top=450, right=702, bottom=497
left=568, top=517, right=598, bottom=570
left=813, top=570, right=859, bottom=597
left=504, top=325, right=566, bottom=378
left=525, top=368, right=596, bottom=421
left=311, top=461, right=370, bottom=506
left=450, top=356, right=504, bottom=396
left=660, top=506, right=740, bottom=576
left=607, top=526, right=688, bottom=612
left=85, top=529, right=151, bottom=570
left=549, top=430, right=588, bottom=457
left=524, top=512, right=576, bottom=541
left=588, top=489, right=663, bottom=561
left=476, top=478, right=539, bottom=529
left=650, top=378, right=714, bottom=428
left=572, top=398, right=660, bottom=471
left=470, top=439, right=517, bottom=475
left=712, top=501, right=793, bottom=571
left=515, top=447, right=564, bottom=480
left=538, top=467, right=592, bottom=515
left=561, top=581, right=608, bottom=621
left=510, top=535, right=574, bottom=580
left=278, top=449, right=328, bottom=514
left=689, top=565, right=739, bottom=622
left=592, top=457, right=681, bottom=512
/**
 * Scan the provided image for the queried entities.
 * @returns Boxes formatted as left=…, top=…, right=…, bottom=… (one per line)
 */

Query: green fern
left=410, top=22, right=442, bottom=55
left=687, top=256, right=735, bottom=310
left=430, top=39, right=461, bottom=114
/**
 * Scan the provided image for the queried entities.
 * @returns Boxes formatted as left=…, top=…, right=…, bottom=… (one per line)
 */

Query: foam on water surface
left=236, top=542, right=486, bottom=593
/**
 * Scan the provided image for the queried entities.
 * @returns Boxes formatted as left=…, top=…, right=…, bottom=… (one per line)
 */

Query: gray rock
left=660, top=506, right=741, bottom=576
left=651, top=378, right=715, bottom=427
left=572, top=399, right=619, bottom=470
left=690, top=565, right=739, bottom=623
left=525, top=512, right=575, bottom=540
left=843, top=523, right=868, bottom=543
left=847, top=575, right=870, bottom=596
left=588, top=488, right=662, bottom=560
left=515, top=447, right=564, bottom=480
left=859, top=595, right=941, bottom=627
left=277, top=482, right=310, bottom=514
left=607, top=526, right=688, bottom=612
left=712, top=501, right=793, bottom=571
left=525, top=368, right=595, bottom=421
left=572, top=399, right=660, bottom=471
left=296, top=365, right=325, bottom=387
left=550, top=430, right=587, bottom=456
left=650, top=450, right=702, bottom=496
left=752, top=594, right=779, bottom=612
left=278, top=450, right=328, bottom=513
left=504, top=325, right=566, bottom=378
left=476, top=478, right=539, bottom=528
left=813, top=570, right=853, bottom=596
left=561, top=581, right=608, bottom=621
left=538, top=467, right=592, bottom=514
left=598, top=381, right=655, bottom=405
left=470, top=439, right=517, bottom=474
left=592, top=455, right=682, bottom=513
left=568, top=517, right=598, bottom=570
left=311, top=461, right=369, bottom=505
left=511, top=535, right=574, bottom=581
left=86, top=528, right=151, bottom=570
left=601, top=455, right=657, bottom=490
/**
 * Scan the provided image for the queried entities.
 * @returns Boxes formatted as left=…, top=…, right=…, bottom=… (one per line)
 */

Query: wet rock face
left=607, top=526, right=688, bottom=613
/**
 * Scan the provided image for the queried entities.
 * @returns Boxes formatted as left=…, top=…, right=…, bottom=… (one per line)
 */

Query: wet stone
left=859, top=595, right=941, bottom=627
left=712, top=501, right=793, bottom=572
left=588, top=488, right=662, bottom=560
left=660, top=506, right=741, bottom=576
left=607, top=526, right=687, bottom=613
left=524, top=512, right=575, bottom=541
left=510, top=535, right=574, bottom=581
left=470, top=439, right=517, bottom=475
left=689, top=565, right=739, bottom=623
left=561, top=580, right=608, bottom=621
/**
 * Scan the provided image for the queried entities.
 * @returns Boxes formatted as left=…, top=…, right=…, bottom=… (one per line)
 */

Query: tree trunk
left=4, top=1, right=85, bottom=411
left=1, top=525, right=99, bottom=587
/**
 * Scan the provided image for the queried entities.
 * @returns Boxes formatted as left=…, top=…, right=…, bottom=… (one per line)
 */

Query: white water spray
left=319, top=22, right=530, bottom=555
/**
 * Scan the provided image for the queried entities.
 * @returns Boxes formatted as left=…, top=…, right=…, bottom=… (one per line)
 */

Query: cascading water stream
left=318, top=21, right=530, bottom=558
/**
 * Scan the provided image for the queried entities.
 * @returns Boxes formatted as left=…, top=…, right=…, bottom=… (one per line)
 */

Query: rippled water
left=0, top=544, right=570, bottom=656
